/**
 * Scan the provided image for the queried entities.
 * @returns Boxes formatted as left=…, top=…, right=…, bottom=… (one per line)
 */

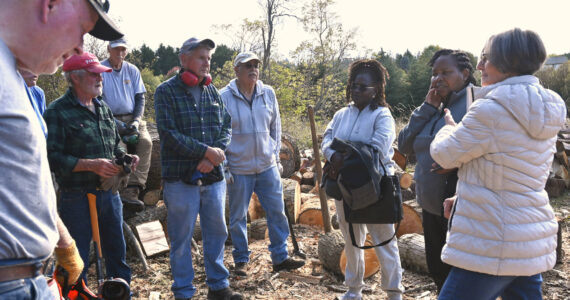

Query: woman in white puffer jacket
left=430, top=28, right=566, bottom=300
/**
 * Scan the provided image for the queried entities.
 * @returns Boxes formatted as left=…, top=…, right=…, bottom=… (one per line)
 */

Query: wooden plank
left=135, top=220, right=169, bottom=257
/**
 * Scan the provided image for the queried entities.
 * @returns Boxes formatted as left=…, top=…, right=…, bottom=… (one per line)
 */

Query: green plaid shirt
left=154, top=75, right=231, bottom=180
left=44, top=89, right=124, bottom=190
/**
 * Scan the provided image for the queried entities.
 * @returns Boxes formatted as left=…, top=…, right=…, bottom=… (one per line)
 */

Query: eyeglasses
left=243, top=62, right=260, bottom=69
left=351, top=83, right=375, bottom=92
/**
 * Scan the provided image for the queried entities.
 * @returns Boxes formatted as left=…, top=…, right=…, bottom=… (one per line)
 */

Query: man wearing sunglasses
left=220, top=52, right=305, bottom=277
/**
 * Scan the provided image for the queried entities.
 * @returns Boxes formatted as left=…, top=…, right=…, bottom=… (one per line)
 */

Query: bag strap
left=348, top=220, right=400, bottom=249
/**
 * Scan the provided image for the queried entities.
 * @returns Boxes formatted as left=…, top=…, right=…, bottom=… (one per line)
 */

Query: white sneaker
left=339, top=291, right=362, bottom=300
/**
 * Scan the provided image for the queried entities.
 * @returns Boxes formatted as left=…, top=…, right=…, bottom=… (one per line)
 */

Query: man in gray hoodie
left=220, top=52, right=304, bottom=276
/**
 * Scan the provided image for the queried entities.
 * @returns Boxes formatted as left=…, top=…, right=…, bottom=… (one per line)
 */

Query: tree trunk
left=318, top=230, right=345, bottom=275
left=282, top=178, right=301, bottom=223
left=397, top=233, right=428, bottom=274
left=248, top=218, right=269, bottom=241
left=396, top=202, right=423, bottom=238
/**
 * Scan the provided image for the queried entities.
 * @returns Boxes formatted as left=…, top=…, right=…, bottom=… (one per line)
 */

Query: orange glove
left=54, top=240, right=84, bottom=286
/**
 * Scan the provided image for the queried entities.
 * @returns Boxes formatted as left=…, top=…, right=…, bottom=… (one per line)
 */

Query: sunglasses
left=243, top=62, right=260, bottom=69
left=351, top=83, right=375, bottom=92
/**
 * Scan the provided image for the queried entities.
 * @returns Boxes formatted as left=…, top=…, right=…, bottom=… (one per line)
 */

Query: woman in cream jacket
left=430, top=28, right=566, bottom=300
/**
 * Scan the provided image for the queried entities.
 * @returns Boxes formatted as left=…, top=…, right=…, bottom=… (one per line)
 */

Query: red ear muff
left=181, top=70, right=212, bottom=87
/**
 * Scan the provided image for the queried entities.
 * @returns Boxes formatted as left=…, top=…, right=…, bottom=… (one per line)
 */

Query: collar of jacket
left=228, top=78, right=265, bottom=100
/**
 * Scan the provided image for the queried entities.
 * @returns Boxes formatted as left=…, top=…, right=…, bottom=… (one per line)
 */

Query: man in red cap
left=44, top=52, right=138, bottom=287
left=0, top=0, right=123, bottom=296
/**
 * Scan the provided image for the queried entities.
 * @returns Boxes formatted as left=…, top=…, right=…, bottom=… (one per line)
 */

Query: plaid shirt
left=44, top=89, right=124, bottom=190
left=154, top=75, right=231, bottom=180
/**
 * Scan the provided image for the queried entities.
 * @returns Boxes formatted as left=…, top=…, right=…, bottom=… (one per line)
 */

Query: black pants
left=422, top=209, right=451, bottom=293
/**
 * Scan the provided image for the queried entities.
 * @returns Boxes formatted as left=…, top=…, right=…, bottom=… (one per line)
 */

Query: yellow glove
left=54, top=240, right=84, bottom=286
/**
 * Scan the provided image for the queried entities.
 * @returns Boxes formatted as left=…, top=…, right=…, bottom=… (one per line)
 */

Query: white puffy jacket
left=430, top=75, right=566, bottom=276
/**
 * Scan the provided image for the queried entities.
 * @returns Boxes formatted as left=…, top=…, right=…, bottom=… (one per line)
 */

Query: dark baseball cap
left=86, top=0, right=124, bottom=41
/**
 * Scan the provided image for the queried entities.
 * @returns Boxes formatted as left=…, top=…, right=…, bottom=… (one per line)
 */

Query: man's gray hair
left=487, top=28, right=546, bottom=75
left=64, top=69, right=86, bottom=87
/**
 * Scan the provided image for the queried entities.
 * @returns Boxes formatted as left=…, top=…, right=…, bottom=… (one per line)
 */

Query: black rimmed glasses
left=351, top=83, right=375, bottom=92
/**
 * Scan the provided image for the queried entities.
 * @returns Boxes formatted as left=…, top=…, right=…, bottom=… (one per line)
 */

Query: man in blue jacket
left=220, top=52, right=304, bottom=277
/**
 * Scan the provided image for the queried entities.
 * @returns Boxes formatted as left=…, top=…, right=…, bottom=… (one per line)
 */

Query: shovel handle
left=87, top=193, right=103, bottom=258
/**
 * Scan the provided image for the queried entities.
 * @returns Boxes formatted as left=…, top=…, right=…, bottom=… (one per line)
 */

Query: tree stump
left=339, top=235, right=380, bottom=279
left=398, top=233, right=428, bottom=274
left=282, top=178, right=301, bottom=223
left=318, top=230, right=345, bottom=275
left=280, top=133, right=301, bottom=178
left=399, top=173, right=413, bottom=190
left=297, top=198, right=335, bottom=229
left=145, top=123, right=162, bottom=191
left=248, top=218, right=269, bottom=240
left=396, top=202, right=423, bottom=237
left=247, top=193, right=265, bottom=221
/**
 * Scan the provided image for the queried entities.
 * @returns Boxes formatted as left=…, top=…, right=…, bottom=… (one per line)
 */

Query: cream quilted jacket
left=430, top=75, right=566, bottom=276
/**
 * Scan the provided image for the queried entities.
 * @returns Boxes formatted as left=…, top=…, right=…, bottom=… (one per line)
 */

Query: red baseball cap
left=62, top=52, right=112, bottom=73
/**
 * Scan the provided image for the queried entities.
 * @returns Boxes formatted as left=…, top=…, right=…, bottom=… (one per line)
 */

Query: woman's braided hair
left=428, top=49, right=476, bottom=86
left=346, top=59, right=390, bottom=110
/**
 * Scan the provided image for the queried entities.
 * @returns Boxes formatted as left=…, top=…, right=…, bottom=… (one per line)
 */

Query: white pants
left=335, top=200, right=404, bottom=300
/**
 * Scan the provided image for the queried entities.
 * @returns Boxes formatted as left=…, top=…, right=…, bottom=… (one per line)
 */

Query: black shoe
left=273, top=257, right=305, bottom=272
left=234, top=262, right=247, bottom=277
left=207, top=287, right=243, bottom=300
left=120, top=186, right=144, bottom=212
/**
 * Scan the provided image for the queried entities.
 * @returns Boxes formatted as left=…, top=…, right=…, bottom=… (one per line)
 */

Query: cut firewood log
left=401, top=188, right=416, bottom=201
left=551, top=158, right=570, bottom=188
left=399, top=172, right=413, bottom=190
left=396, top=202, right=423, bottom=237
left=546, top=177, right=567, bottom=198
left=299, top=157, right=314, bottom=174
left=282, top=178, right=301, bottom=223
left=247, top=192, right=265, bottom=221
left=301, top=171, right=315, bottom=186
left=248, top=218, right=269, bottom=240
left=289, top=171, right=303, bottom=183
left=280, top=133, right=301, bottom=178
left=145, top=123, right=162, bottom=191
left=301, top=184, right=314, bottom=193
left=398, top=233, right=428, bottom=274
left=297, top=198, right=335, bottom=229
left=309, top=184, right=320, bottom=195
left=318, top=230, right=345, bottom=275
left=143, top=189, right=162, bottom=206
left=300, top=193, right=317, bottom=205
left=339, top=235, right=380, bottom=279
left=392, top=148, right=407, bottom=171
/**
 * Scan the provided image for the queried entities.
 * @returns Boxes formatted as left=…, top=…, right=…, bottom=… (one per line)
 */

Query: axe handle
left=87, top=193, right=103, bottom=259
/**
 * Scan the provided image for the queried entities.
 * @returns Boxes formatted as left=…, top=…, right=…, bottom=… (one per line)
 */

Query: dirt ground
left=109, top=195, right=570, bottom=300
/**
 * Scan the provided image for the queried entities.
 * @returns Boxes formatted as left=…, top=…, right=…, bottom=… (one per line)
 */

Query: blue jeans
left=228, top=166, right=289, bottom=264
left=0, top=275, right=52, bottom=300
left=59, top=190, right=131, bottom=284
left=439, top=267, right=543, bottom=300
left=163, top=180, right=229, bottom=299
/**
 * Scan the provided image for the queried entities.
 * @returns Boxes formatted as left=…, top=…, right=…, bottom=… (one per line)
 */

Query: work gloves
left=54, top=240, right=84, bottom=286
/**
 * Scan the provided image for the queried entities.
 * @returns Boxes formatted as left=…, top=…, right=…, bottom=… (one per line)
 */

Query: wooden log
left=401, top=188, right=415, bottom=201
left=248, top=218, right=269, bottom=240
left=399, top=173, right=413, bottom=190
left=392, top=148, right=407, bottom=171
left=282, top=178, right=301, bottom=222
left=555, top=215, right=565, bottom=264
left=301, top=184, right=314, bottom=193
left=398, top=233, right=428, bottom=274
left=143, top=189, right=162, bottom=206
left=396, top=202, right=423, bottom=237
left=145, top=123, right=162, bottom=191
left=298, top=198, right=335, bottom=228
left=545, top=177, right=566, bottom=198
left=301, top=171, right=315, bottom=186
left=309, top=184, right=320, bottom=195
left=123, top=221, right=149, bottom=271
left=280, top=133, right=301, bottom=178
left=318, top=230, right=345, bottom=275
left=299, top=157, right=314, bottom=174
left=125, top=200, right=167, bottom=228
left=300, top=193, right=317, bottom=205
left=339, top=235, right=380, bottom=279
left=247, top=192, right=265, bottom=221
left=289, top=171, right=303, bottom=183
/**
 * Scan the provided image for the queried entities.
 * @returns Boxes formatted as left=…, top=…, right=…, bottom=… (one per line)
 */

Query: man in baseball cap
left=0, top=1, right=123, bottom=295
left=44, top=51, right=138, bottom=286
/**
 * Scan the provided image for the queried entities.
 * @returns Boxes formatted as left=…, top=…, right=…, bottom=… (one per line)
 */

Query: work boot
left=120, top=186, right=144, bottom=212
left=233, top=262, right=247, bottom=277
left=207, top=287, right=243, bottom=300
left=272, top=257, right=305, bottom=272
